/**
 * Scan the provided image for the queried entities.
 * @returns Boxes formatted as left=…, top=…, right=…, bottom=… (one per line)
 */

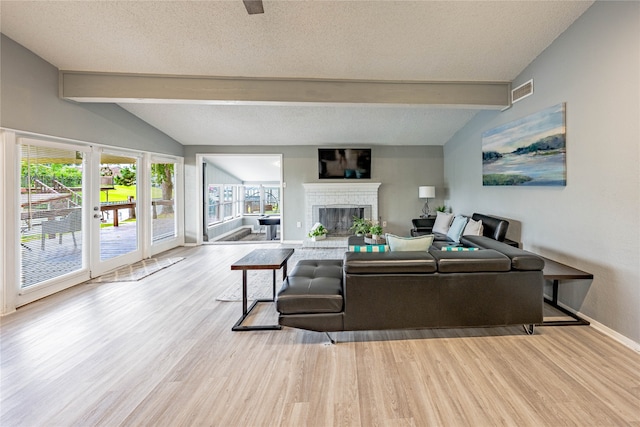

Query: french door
left=90, top=150, right=143, bottom=277
left=18, top=138, right=90, bottom=290
left=15, top=139, right=143, bottom=303
left=5, top=131, right=182, bottom=310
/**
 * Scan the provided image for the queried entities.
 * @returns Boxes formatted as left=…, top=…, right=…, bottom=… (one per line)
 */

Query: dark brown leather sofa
left=276, top=235, right=544, bottom=337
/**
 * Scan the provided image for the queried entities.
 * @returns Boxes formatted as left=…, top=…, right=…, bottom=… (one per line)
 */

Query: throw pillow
left=385, top=233, right=434, bottom=252
left=348, top=245, right=389, bottom=252
left=463, top=218, right=484, bottom=236
left=432, top=211, right=454, bottom=234
left=441, top=246, right=480, bottom=251
left=446, top=215, right=468, bottom=243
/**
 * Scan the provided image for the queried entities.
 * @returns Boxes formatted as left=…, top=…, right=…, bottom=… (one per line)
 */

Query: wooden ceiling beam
left=60, top=71, right=511, bottom=109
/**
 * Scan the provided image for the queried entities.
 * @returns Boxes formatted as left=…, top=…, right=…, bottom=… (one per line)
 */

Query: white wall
left=444, top=2, right=639, bottom=344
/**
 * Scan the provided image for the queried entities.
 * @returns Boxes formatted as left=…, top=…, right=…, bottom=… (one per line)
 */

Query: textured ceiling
left=1, top=0, right=593, bottom=146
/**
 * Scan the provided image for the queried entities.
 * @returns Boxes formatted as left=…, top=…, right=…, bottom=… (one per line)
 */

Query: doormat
left=90, top=257, right=185, bottom=283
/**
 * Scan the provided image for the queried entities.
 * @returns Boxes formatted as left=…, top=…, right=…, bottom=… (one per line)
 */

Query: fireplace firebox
left=312, top=205, right=372, bottom=236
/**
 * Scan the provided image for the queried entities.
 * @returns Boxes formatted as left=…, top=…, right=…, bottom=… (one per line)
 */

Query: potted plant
left=369, top=224, right=383, bottom=240
left=349, top=216, right=372, bottom=236
left=308, top=224, right=328, bottom=241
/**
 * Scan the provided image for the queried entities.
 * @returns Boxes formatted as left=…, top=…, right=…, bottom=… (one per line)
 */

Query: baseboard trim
left=555, top=300, right=640, bottom=352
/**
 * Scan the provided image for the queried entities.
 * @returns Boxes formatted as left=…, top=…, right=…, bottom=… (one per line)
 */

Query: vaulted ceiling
left=1, top=1, right=593, bottom=146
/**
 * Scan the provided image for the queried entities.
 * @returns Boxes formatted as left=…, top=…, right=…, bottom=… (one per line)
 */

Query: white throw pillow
left=385, top=233, right=434, bottom=251
left=446, top=215, right=468, bottom=243
left=432, top=211, right=454, bottom=234
left=463, top=218, right=484, bottom=236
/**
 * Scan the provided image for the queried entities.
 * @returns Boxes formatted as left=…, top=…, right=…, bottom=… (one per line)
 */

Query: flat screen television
left=318, top=148, right=371, bottom=179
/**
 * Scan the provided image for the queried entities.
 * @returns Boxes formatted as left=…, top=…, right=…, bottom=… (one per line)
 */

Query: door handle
left=93, top=214, right=101, bottom=219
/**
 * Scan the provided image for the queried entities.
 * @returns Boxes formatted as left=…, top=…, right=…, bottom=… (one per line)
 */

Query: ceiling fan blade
left=243, top=0, right=264, bottom=15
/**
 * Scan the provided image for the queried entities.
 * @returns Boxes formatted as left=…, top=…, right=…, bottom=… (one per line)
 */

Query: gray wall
left=0, top=34, right=183, bottom=156
left=184, top=145, right=444, bottom=242
left=443, top=2, right=639, bottom=344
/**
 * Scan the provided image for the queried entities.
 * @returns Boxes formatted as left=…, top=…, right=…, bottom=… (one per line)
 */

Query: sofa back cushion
left=344, top=251, right=437, bottom=274
left=461, top=235, right=545, bottom=271
left=472, top=213, right=509, bottom=241
left=429, top=248, right=511, bottom=273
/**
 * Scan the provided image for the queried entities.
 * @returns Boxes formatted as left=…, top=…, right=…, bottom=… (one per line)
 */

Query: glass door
left=91, top=151, right=142, bottom=276
left=19, top=139, right=89, bottom=289
left=150, top=160, right=176, bottom=243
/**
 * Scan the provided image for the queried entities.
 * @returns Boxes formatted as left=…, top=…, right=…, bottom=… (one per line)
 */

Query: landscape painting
left=482, top=103, right=566, bottom=186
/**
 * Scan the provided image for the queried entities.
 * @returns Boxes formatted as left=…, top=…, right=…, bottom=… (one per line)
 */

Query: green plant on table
left=369, top=224, right=383, bottom=236
left=308, top=224, right=328, bottom=237
left=349, top=216, right=372, bottom=235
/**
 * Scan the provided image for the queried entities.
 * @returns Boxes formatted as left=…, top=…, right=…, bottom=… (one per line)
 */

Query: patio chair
left=41, top=209, right=82, bottom=249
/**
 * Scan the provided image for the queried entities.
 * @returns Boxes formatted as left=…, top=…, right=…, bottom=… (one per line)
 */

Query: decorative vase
left=311, top=235, right=326, bottom=241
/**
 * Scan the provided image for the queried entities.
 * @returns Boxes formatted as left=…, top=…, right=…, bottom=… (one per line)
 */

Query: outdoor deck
left=20, top=218, right=174, bottom=287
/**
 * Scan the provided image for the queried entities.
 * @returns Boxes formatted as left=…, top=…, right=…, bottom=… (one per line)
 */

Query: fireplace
left=303, top=182, right=381, bottom=238
left=312, top=204, right=372, bottom=236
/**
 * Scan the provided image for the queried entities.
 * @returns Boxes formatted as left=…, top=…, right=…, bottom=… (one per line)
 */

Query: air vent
left=512, top=79, right=533, bottom=103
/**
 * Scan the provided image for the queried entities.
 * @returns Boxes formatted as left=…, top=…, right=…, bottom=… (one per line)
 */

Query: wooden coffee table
left=230, top=248, right=294, bottom=331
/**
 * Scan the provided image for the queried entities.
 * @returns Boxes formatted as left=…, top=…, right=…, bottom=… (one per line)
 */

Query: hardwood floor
left=2, top=243, right=639, bottom=426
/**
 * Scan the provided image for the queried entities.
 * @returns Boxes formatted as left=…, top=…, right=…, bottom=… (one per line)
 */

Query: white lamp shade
left=418, top=186, right=436, bottom=198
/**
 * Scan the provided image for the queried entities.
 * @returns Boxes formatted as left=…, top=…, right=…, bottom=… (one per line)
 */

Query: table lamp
left=418, top=186, right=436, bottom=217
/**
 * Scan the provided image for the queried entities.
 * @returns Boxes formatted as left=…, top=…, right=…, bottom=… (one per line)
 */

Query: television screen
left=318, top=148, right=371, bottom=179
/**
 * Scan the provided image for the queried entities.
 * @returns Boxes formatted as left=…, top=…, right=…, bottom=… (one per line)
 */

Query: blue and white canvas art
left=482, top=103, right=566, bottom=186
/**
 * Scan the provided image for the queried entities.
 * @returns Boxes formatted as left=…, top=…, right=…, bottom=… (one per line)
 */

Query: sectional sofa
left=276, top=215, right=545, bottom=339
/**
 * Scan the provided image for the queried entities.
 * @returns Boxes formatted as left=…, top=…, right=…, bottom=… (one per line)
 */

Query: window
left=208, top=184, right=243, bottom=225
left=208, top=185, right=221, bottom=224
left=263, top=186, right=280, bottom=214
left=208, top=183, right=279, bottom=226
left=244, top=186, right=260, bottom=214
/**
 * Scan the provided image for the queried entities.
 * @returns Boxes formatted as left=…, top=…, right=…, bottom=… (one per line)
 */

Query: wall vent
left=511, top=79, right=533, bottom=103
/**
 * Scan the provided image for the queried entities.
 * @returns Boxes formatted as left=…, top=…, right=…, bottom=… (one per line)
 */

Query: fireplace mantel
left=303, top=182, right=381, bottom=192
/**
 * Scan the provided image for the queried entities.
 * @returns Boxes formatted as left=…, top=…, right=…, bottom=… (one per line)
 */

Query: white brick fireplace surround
left=303, top=182, right=381, bottom=234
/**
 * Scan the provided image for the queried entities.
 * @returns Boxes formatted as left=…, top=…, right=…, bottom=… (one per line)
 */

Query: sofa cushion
left=344, top=251, right=437, bottom=274
left=276, top=260, right=344, bottom=315
left=385, top=233, right=434, bottom=252
left=446, top=215, right=468, bottom=243
left=429, top=249, right=511, bottom=273
left=461, top=235, right=545, bottom=271
left=432, top=211, right=454, bottom=234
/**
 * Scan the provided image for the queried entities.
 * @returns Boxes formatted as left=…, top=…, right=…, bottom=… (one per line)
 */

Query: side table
left=230, top=248, right=295, bottom=331
left=411, top=217, right=436, bottom=236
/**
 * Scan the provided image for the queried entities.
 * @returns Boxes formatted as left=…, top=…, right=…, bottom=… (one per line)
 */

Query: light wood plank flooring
left=2, top=243, right=639, bottom=426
